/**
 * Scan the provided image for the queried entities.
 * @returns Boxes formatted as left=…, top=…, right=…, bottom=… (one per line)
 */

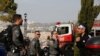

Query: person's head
left=12, top=14, right=23, bottom=25
left=77, top=25, right=86, bottom=34
left=34, top=30, right=41, bottom=39
left=52, top=31, right=58, bottom=39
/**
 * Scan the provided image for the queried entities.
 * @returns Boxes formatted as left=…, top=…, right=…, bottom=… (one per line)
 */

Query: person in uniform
left=29, top=31, right=41, bottom=56
left=12, top=14, right=24, bottom=56
left=76, top=24, right=91, bottom=56
left=47, top=31, right=59, bottom=56
left=7, top=14, right=24, bottom=56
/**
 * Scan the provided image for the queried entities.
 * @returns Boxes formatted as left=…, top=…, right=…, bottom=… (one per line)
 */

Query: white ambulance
left=53, top=23, right=74, bottom=48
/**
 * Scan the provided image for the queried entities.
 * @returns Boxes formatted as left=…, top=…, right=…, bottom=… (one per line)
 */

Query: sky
left=15, top=0, right=100, bottom=23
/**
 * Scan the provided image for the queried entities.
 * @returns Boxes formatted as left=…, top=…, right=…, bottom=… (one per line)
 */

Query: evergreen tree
left=0, top=0, right=17, bottom=22
left=78, top=0, right=100, bottom=33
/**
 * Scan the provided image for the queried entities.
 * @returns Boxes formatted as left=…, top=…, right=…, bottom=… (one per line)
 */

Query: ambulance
left=53, top=22, right=74, bottom=48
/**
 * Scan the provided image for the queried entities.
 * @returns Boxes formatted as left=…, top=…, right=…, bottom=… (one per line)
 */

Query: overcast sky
left=15, top=0, right=100, bottom=23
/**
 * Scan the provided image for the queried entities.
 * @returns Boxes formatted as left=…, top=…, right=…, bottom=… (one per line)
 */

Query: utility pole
left=24, top=13, right=28, bottom=39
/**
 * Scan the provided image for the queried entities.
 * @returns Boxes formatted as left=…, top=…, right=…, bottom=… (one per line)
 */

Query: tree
left=0, top=0, right=17, bottom=22
left=78, top=0, right=100, bottom=33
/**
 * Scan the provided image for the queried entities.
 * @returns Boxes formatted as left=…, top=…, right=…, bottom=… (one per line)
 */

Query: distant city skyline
left=15, top=0, right=100, bottom=23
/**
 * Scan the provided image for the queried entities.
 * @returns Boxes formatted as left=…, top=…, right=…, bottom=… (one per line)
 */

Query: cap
left=78, top=25, right=85, bottom=29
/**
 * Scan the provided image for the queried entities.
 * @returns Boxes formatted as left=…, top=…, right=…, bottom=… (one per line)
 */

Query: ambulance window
left=57, top=27, right=69, bottom=35
left=96, top=30, right=100, bottom=36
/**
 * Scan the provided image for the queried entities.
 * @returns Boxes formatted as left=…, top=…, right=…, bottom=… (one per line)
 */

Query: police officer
left=47, top=31, right=59, bottom=56
left=29, top=30, right=41, bottom=56
left=76, top=24, right=91, bottom=56
left=7, top=14, right=24, bottom=56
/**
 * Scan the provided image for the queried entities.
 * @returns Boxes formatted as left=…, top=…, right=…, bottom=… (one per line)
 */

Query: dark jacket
left=77, top=34, right=90, bottom=48
left=0, top=25, right=12, bottom=51
left=29, top=38, right=41, bottom=56
left=12, top=24, right=24, bottom=47
left=47, top=38, right=59, bottom=55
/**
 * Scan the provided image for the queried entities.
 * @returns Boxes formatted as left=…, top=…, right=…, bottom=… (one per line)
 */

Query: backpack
left=0, top=25, right=13, bottom=51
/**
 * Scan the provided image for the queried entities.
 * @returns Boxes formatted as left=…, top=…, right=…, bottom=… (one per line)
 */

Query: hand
left=59, top=43, right=66, bottom=48
left=76, top=37, right=80, bottom=42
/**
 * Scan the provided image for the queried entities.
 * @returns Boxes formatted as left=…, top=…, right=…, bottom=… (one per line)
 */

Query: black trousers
left=79, top=48, right=88, bottom=56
